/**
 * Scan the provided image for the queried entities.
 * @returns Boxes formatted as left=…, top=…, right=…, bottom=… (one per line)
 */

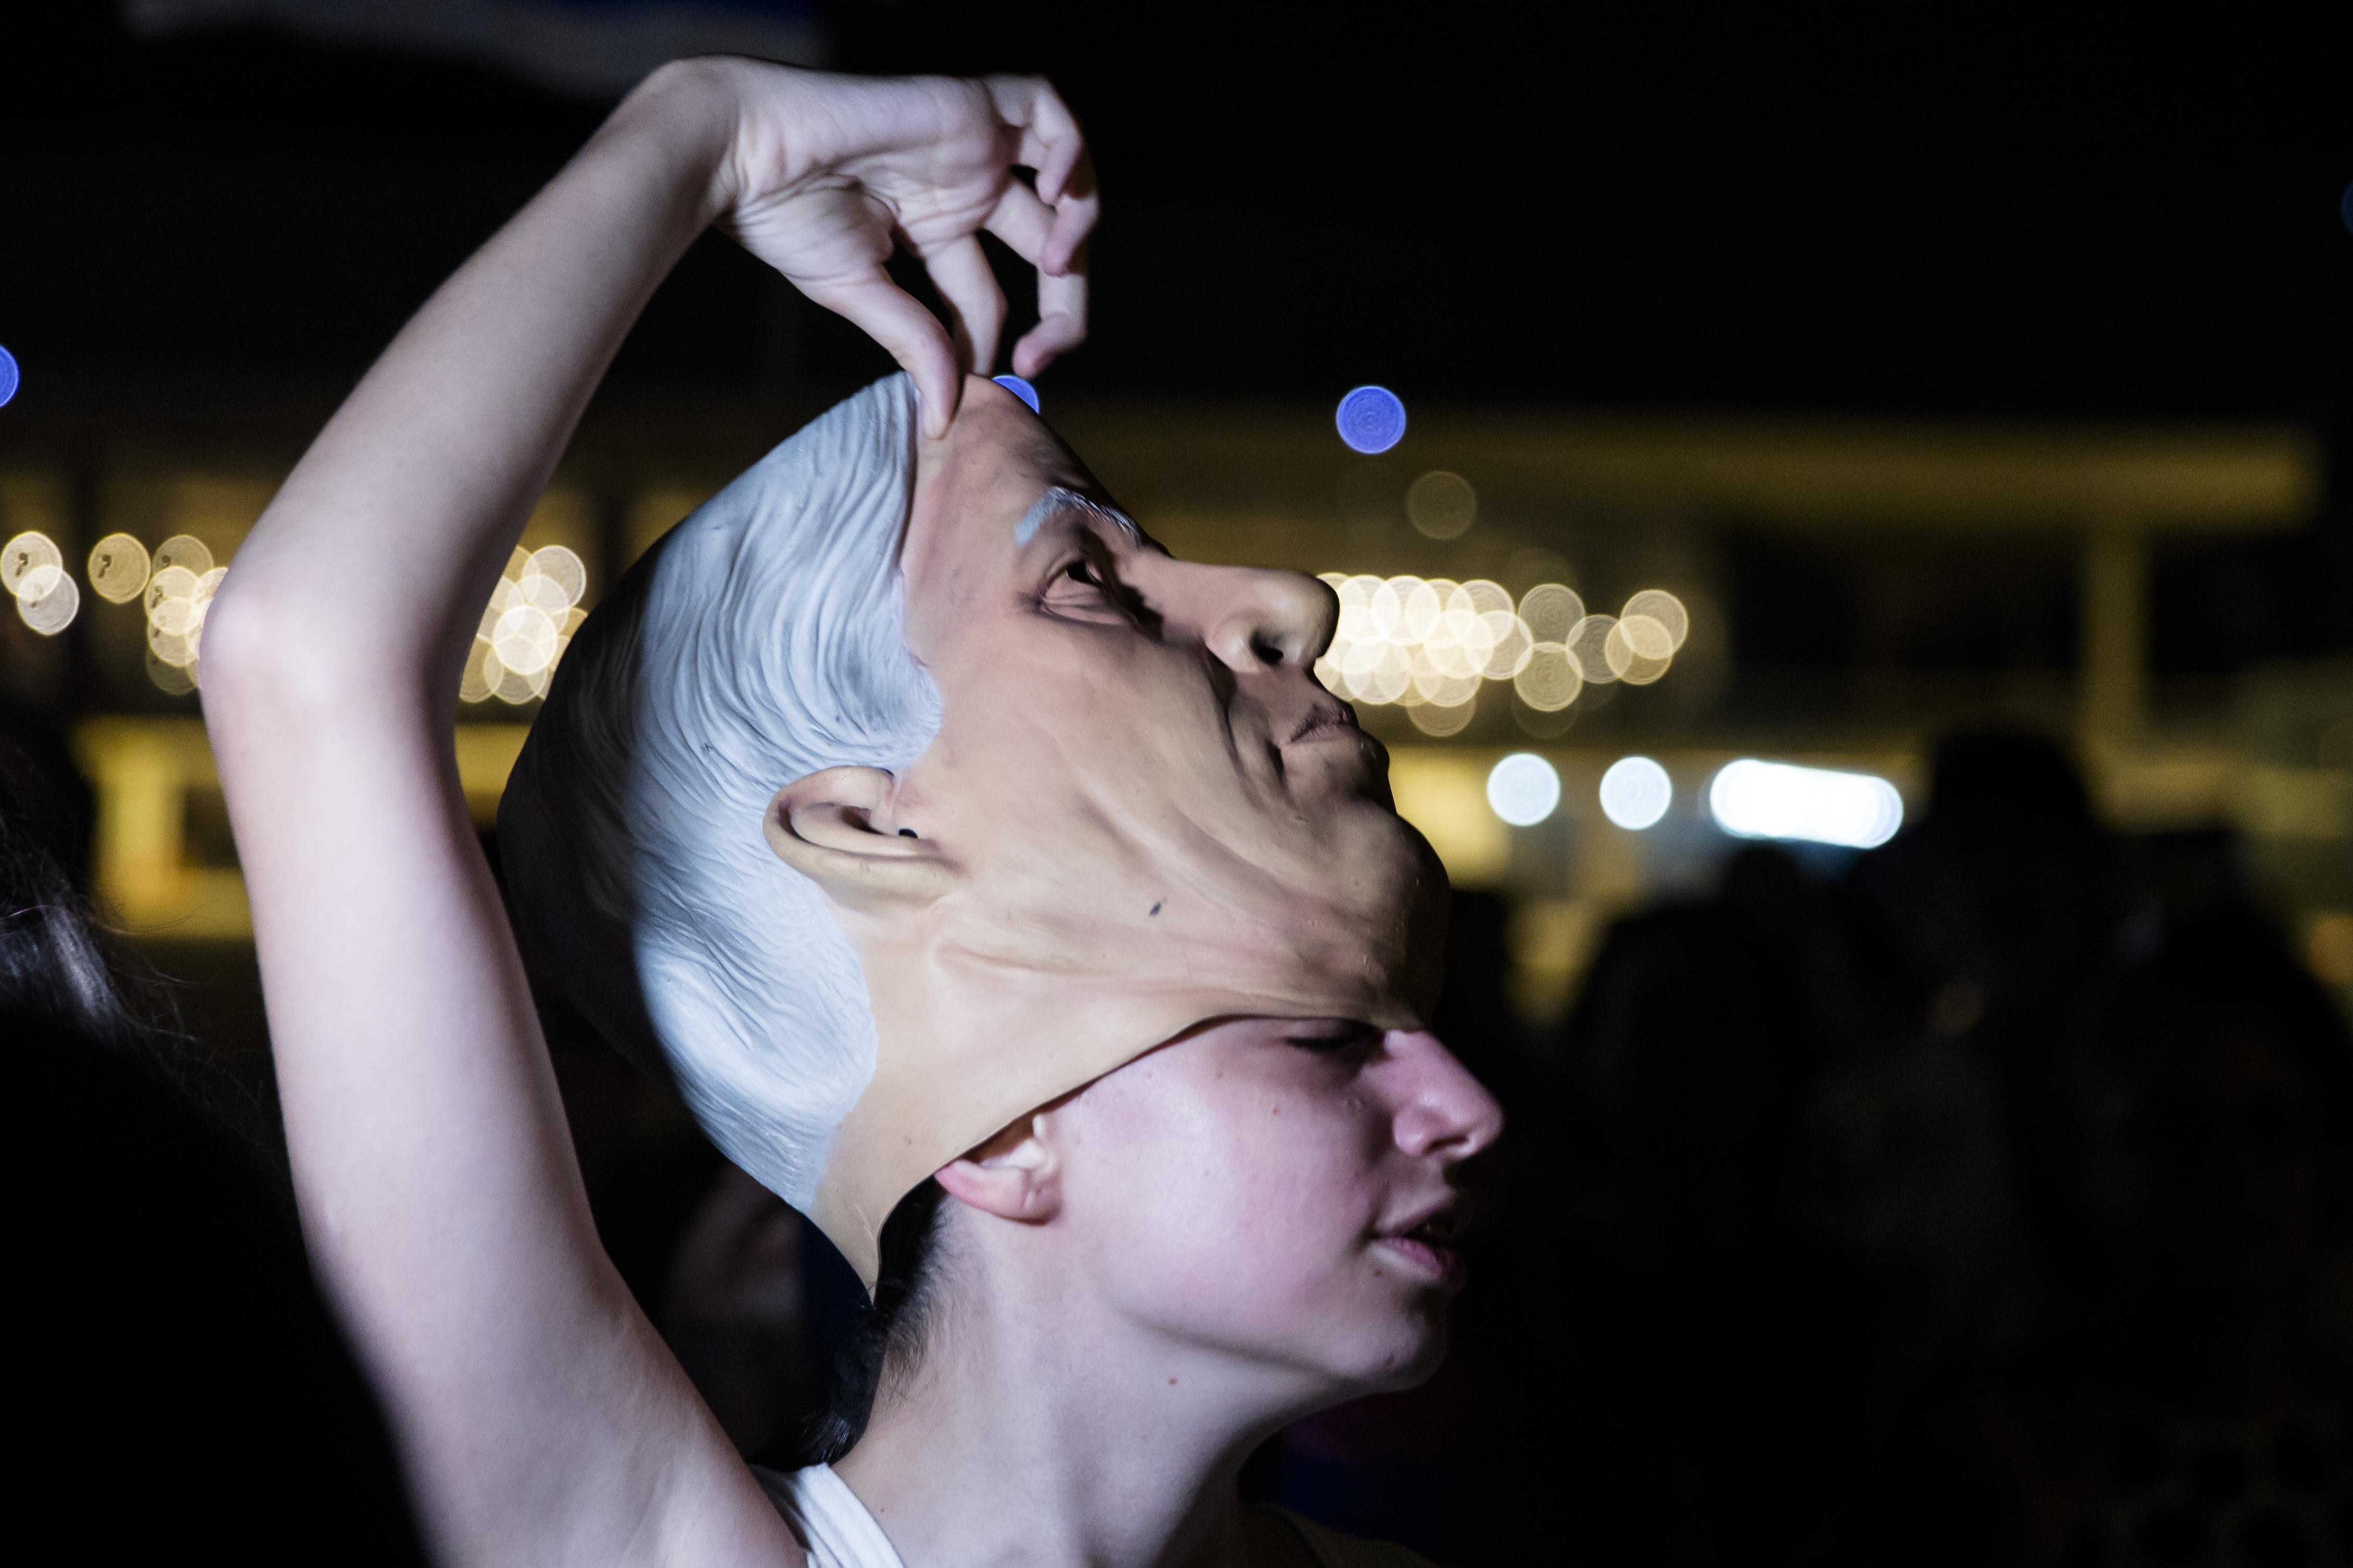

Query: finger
left=988, top=177, right=1094, bottom=281
left=986, top=75, right=1087, bottom=205
left=800, top=270, right=961, bottom=438
left=986, top=183, right=1090, bottom=377
left=1041, top=154, right=1099, bottom=278
left=984, top=179, right=1055, bottom=264
left=1014, top=249, right=1088, bottom=379
left=921, top=234, right=1006, bottom=378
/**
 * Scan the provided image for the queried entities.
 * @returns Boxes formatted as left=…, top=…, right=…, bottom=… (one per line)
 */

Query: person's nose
left=1194, top=566, right=1337, bottom=677
left=1386, top=1031, right=1506, bottom=1165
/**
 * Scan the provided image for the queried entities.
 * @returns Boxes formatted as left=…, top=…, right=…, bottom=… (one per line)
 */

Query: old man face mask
left=501, top=375, right=1447, bottom=1285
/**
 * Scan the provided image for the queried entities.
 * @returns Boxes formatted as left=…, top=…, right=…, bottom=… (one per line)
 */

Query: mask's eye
left=1064, top=558, right=1105, bottom=588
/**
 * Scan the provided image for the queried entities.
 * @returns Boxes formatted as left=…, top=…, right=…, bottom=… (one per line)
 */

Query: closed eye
left=1285, top=1022, right=1383, bottom=1056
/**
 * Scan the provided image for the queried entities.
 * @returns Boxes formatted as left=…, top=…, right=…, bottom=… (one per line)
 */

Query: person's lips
left=1372, top=1202, right=1470, bottom=1287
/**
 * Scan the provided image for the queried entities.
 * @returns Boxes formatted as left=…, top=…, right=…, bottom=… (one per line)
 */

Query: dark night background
left=7, top=6, right=2353, bottom=416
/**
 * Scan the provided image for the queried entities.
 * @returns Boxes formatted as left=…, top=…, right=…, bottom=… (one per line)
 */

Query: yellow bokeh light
left=88, top=533, right=152, bottom=604
left=1462, top=579, right=1513, bottom=618
left=1514, top=642, right=1583, bottom=711
left=1568, top=614, right=1619, bottom=684
left=460, top=639, right=499, bottom=704
left=147, top=618, right=199, bottom=668
left=153, top=534, right=214, bottom=578
left=527, top=544, right=588, bottom=608
left=138, top=551, right=219, bottom=670
left=1517, top=582, right=1584, bottom=644
left=1409, top=694, right=1477, bottom=736
left=146, top=646, right=197, bottom=695
left=492, top=605, right=560, bottom=677
left=1604, top=619, right=1672, bottom=685
left=2, top=531, right=62, bottom=596
left=1365, top=643, right=1412, bottom=704
left=1318, top=565, right=1649, bottom=716
left=1412, top=664, right=1481, bottom=706
left=1620, top=613, right=1675, bottom=661
left=146, top=566, right=200, bottom=615
left=149, top=595, right=202, bottom=637
left=1402, top=579, right=1444, bottom=642
left=1622, top=589, right=1689, bottom=651
left=17, top=571, right=79, bottom=635
left=1405, top=471, right=1477, bottom=541
left=493, top=659, right=539, bottom=705
left=1479, top=610, right=1534, bottom=679
left=518, top=571, right=573, bottom=617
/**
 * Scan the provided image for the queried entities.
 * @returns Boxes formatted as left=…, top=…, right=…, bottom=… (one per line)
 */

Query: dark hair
left=3, top=789, right=427, bottom=1560
left=0, top=767, right=170, bottom=1054
left=792, top=1177, right=952, bottom=1465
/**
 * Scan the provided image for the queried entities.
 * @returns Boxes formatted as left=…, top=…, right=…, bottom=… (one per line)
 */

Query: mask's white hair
left=500, top=376, right=939, bottom=1209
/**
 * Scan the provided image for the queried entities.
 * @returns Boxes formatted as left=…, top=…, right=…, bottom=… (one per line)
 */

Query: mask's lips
left=1287, top=701, right=1362, bottom=746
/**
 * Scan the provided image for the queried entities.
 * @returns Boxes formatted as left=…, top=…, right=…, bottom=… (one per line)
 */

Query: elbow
left=198, top=572, right=375, bottom=719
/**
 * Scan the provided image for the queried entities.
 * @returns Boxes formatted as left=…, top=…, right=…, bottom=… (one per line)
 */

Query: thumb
left=799, top=269, right=962, bottom=438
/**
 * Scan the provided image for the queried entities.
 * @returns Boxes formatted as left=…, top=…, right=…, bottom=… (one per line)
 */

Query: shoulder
left=1245, top=1504, right=1440, bottom=1568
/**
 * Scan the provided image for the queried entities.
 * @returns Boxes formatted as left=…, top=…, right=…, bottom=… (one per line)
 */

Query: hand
left=706, top=63, right=1097, bottom=435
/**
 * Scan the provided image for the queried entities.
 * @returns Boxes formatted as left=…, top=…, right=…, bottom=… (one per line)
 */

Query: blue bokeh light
left=992, top=374, right=1040, bottom=413
left=1336, top=385, right=1406, bottom=454
left=0, top=345, right=18, bottom=410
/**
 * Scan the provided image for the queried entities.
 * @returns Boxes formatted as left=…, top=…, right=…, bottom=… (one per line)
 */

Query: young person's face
left=793, top=377, right=1454, bottom=1277
left=1039, top=1017, right=1502, bottom=1392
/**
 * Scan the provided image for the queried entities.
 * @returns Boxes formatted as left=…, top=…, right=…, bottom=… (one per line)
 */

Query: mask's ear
left=763, top=766, right=952, bottom=913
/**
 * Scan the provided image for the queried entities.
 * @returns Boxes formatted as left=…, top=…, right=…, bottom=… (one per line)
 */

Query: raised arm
left=200, top=59, right=1092, bottom=1566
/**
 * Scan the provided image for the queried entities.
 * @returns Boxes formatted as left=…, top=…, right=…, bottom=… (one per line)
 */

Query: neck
left=832, top=1252, right=1318, bottom=1568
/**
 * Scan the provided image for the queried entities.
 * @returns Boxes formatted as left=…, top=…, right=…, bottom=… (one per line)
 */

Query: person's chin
left=1351, top=1317, right=1451, bottom=1395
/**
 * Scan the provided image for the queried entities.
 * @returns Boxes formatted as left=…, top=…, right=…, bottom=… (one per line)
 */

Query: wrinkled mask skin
left=768, top=377, right=1449, bottom=1278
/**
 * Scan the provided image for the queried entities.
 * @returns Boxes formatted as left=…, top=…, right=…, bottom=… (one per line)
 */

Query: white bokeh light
left=1707, top=759, right=1904, bottom=849
left=1599, top=756, right=1673, bottom=830
left=1486, top=753, right=1562, bottom=827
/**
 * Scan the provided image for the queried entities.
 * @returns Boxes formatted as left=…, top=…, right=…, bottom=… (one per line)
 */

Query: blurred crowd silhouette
left=13, top=720, right=2353, bottom=1566
left=1412, top=731, right=2353, bottom=1566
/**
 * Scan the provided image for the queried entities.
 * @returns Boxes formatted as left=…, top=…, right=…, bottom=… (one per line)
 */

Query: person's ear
left=763, top=767, right=952, bottom=913
left=934, top=1112, right=1062, bottom=1226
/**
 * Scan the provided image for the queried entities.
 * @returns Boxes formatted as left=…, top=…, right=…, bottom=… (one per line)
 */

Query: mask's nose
left=1204, top=568, right=1337, bottom=677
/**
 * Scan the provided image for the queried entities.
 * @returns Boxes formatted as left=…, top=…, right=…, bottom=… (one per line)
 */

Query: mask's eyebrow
left=1015, top=485, right=1140, bottom=549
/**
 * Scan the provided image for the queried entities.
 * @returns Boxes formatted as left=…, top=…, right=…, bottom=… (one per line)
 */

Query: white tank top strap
left=750, top=1463, right=908, bottom=1568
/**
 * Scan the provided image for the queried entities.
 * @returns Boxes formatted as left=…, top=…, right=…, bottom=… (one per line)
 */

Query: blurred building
left=7, top=384, right=2347, bottom=1027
